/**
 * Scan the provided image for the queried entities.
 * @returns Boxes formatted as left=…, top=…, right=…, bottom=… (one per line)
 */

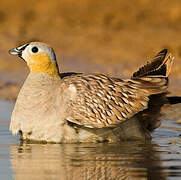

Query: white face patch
left=21, top=43, right=56, bottom=62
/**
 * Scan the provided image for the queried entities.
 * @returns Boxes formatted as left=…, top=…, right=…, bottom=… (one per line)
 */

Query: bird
left=8, top=42, right=174, bottom=143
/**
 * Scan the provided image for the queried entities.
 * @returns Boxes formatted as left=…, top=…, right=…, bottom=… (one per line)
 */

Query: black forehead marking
left=18, top=43, right=29, bottom=51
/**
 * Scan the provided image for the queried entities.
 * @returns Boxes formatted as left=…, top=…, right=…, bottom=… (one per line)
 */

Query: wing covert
left=62, top=74, right=150, bottom=128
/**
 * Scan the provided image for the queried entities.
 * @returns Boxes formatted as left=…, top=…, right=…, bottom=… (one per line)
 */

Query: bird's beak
left=8, top=43, right=29, bottom=57
left=8, top=47, right=21, bottom=56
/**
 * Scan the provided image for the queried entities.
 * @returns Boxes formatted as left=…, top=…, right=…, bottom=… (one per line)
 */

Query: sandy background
left=0, top=0, right=181, bottom=100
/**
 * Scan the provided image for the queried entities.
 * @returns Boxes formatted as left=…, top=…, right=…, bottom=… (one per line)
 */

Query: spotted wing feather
left=62, top=74, right=167, bottom=128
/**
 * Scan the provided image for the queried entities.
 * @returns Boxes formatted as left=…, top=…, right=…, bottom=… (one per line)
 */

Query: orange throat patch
left=27, top=53, right=59, bottom=78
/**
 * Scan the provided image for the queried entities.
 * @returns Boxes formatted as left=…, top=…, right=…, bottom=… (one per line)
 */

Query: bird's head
left=9, top=42, right=60, bottom=77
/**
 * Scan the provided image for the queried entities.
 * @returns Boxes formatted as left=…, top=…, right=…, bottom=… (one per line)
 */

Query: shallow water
left=0, top=100, right=181, bottom=180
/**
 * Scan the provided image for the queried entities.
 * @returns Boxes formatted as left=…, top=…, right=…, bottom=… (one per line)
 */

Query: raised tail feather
left=131, top=49, right=174, bottom=96
left=129, top=50, right=174, bottom=135
left=132, top=49, right=174, bottom=78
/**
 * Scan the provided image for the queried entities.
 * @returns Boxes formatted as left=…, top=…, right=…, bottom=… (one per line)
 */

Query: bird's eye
left=31, top=46, right=39, bottom=53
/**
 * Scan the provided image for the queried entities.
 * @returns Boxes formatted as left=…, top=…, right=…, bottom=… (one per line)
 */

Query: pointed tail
left=132, top=49, right=174, bottom=78
left=131, top=49, right=174, bottom=96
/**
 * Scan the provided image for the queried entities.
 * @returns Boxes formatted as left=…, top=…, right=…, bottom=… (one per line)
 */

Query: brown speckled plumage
left=64, top=74, right=165, bottom=128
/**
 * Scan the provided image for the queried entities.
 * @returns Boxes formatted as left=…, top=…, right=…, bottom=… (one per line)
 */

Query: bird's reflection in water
left=10, top=94, right=175, bottom=180
left=10, top=92, right=178, bottom=179
left=11, top=93, right=177, bottom=180
left=10, top=141, right=166, bottom=180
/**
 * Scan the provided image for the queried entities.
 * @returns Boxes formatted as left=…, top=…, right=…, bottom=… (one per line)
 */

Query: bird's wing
left=61, top=73, right=167, bottom=128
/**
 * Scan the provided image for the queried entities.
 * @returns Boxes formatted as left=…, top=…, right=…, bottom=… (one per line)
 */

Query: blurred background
left=0, top=0, right=181, bottom=100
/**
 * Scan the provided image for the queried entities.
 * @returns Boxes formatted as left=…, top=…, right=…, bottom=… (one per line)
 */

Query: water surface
left=0, top=100, right=181, bottom=180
